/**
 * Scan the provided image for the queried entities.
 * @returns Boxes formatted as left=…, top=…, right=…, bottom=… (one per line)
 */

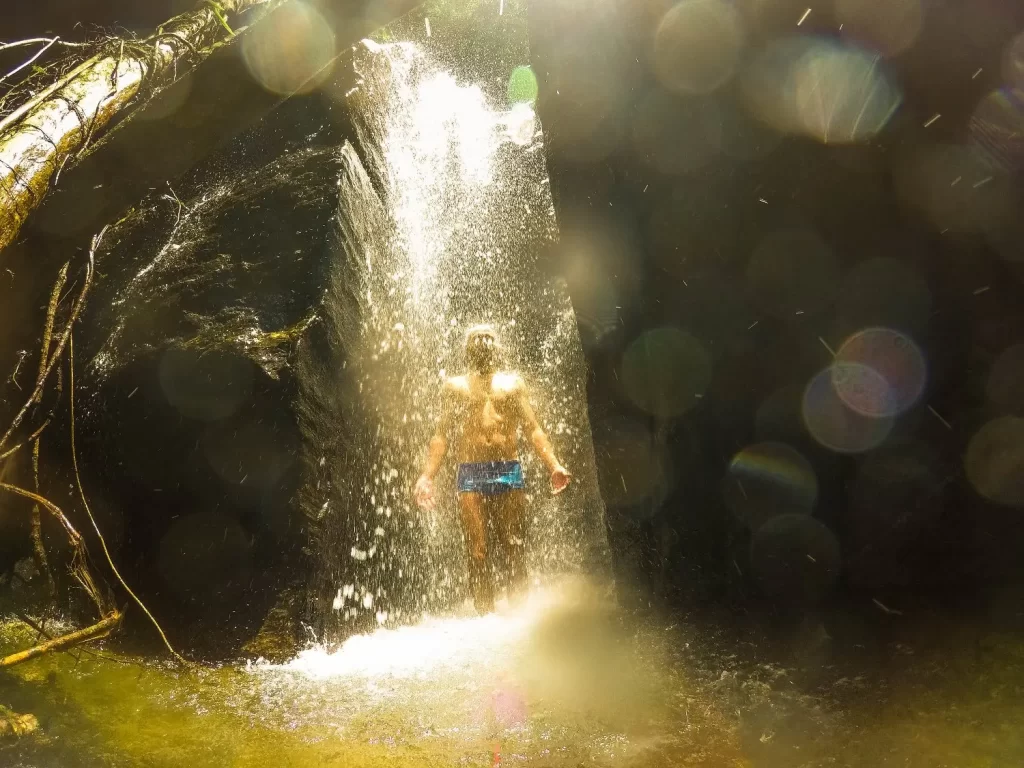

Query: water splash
left=299, top=24, right=610, bottom=639
left=270, top=588, right=560, bottom=681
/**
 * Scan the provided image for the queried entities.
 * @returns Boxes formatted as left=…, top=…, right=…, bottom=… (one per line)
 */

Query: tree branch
left=0, top=612, right=121, bottom=668
left=0, top=0, right=278, bottom=254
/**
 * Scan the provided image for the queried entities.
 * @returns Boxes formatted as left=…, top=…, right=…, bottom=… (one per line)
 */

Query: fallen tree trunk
left=0, top=0, right=277, bottom=254
left=0, top=612, right=122, bottom=668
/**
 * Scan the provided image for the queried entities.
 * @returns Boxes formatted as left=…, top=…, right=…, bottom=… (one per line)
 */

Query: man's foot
left=507, top=587, right=527, bottom=610
left=474, top=596, right=496, bottom=615
left=469, top=558, right=495, bottom=615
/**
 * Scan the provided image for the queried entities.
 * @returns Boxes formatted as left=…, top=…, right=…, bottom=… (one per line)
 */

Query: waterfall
left=298, top=20, right=611, bottom=640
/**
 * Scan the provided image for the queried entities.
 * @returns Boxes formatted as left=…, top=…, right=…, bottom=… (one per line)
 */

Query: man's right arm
left=421, top=431, right=448, bottom=481
left=414, top=380, right=456, bottom=510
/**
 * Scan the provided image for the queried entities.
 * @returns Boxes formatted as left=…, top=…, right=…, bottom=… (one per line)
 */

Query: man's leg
left=458, top=491, right=494, bottom=614
left=494, top=489, right=528, bottom=604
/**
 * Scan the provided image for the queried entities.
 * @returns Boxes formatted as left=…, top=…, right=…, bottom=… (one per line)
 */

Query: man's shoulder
left=443, top=371, right=524, bottom=394
left=492, top=371, right=524, bottom=392
left=444, top=374, right=471, bottom=393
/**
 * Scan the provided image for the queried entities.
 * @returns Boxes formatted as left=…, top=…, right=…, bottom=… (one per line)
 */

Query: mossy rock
left=0, top=703, right=39, bottom=739
left=241, top=588, right=304, bottom=663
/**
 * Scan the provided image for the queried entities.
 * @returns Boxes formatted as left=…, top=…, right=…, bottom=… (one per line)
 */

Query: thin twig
left=69, top=332, right=188, bottom=667
left=0, top=226, right=101, bottom=453
left=30, top=438, right=55, bottom=597
left=0, top=482, right=82, bottom=546
left=0, top=38, right=91, bottom=52
left=0, top=365, right=63, bottom=465
left=13, top=610, right=53, bottom=642
left=1, top=37, right=59, bottom=86
left=9, top=349, right=26, bottom=390
left=36, top=262, right=69, bottom=401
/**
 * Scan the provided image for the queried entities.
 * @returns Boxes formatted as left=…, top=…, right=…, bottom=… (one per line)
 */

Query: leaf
left=205, top=1, right=235, bottom=36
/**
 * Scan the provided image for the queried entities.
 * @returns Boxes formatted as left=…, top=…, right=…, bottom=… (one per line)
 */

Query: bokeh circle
left=723, top=442, right=819, bottom=531
left=833, top=327, right=927, bottom=417
left=747, top=229, right=839, bottom=318
left=621, top=327, right=712, bottom=418
left=652, top=0, right=745, bottom=95
left=241, top=0, right=336, bottom=96
left=965, top=416, right=1024, bottom=507
left=751, top=514, right=841, bottom=607
left=803, top=364, right=894, bottom=453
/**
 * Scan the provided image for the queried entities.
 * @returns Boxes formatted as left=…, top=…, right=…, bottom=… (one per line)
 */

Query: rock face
left=62, top=83, right=362, bottom=654
left=0, top=31, right=366, bottom=654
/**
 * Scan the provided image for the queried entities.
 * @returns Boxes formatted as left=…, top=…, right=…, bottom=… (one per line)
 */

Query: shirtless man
left=413, top=324, right=571, bottom=614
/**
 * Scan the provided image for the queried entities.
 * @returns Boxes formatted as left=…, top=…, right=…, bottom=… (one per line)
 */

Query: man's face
left=466, top=330, right=498, bottom=372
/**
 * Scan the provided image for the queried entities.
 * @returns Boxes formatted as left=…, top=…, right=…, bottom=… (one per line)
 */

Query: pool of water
left=2, top=580, right=1023, bottom=767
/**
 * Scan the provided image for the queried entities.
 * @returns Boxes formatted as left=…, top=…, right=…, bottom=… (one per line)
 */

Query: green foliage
left=204, top=1, right=235, bottom=36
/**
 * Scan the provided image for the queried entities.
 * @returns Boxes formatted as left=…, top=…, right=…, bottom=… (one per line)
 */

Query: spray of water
left=297, top=33, right=610, bottom=644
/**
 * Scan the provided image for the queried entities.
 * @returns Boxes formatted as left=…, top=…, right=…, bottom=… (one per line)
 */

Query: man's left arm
left=516, top=377, right=571, bottom=494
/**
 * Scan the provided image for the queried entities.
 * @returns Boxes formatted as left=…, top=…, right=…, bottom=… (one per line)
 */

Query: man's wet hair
left=464, top=324, right=497, bottom=346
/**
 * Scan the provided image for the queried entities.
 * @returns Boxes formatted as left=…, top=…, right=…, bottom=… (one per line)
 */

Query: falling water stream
left=300, top=37, right=610, bottom=637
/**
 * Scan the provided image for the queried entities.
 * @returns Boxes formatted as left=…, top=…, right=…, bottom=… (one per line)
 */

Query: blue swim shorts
left=457, top=461, right=526, bottom=496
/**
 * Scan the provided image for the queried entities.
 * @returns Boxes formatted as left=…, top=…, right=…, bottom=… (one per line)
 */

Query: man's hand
left=414, top=474, right=436, bottom=511
left=550, top=465, right=571, bottom=495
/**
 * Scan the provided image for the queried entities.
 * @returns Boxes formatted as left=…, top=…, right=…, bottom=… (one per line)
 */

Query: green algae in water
left=0, top=586, right=714, bottom=768
left=5, top=600, right=1024, bottom=767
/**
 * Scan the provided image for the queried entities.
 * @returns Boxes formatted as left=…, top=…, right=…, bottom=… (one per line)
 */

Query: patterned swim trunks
left=457, top=461, right=526, bottom=495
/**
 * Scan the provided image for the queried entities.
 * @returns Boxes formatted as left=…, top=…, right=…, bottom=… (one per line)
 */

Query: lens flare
left=648, top=185, right=740, bottom=280
left=632, top=89, right=720, bottom=175
left=621, top=327, right=712, bottom=418
left=965, top=416, right=1024, bottom=507
left=560, top=212, right=641, bottom=347
left=138, top=74, right=193, bottom=122
left=756, top=383, right=806, bottom=444
left=893, top=143, right=1015, bottom=236
left=706, top=95, right=782, bottom=161
left=833, top=327, right=927, bottom=417
left=969, top=88, right=1024, bottom=173
left=546, top=53, right=629, bottom=164
left=653, top=0, right=745, bottom=95
left=742, top=38, right=901, bottom=144
left=1005, top=31, right=1024, bottom=90
left=836, top=258, right=932, bottom=338
left=571, top=271, right=621, bottom=349
left=594, top=418, right=670, bottom=510
left=158, top=349, right=253, bottom=422
left=724, top=442, right=818, bottom=531
left=835, top=0, right=923, bottom=57
left=792, top=43, right=901, bottom=143
left=751, top=514, right=841, bottom=607
left=803, top=364, right=894, bottom=453
left=849, top=441, right=942, bottom=551
left=158, top=513, right=253, bottom=600
left=241, top=1, right=336, bottom=96
left=202, top=421, right=295, bottom=490
left=986, top=343, right=1024, bottom=414
left=508, top=65, right=539, bottom=105
left=746, top=228, right=839, bottom=318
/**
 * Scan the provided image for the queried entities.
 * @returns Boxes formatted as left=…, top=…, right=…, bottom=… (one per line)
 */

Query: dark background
left=4, top=0, right=1024, bottom=650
